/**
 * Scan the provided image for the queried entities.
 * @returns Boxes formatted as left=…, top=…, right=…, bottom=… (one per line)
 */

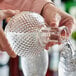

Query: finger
left=0, top=10, right=6, bottom=20
left=3, top=9, right=20, bottom=18
left=45, top=41, right=60, bottom=50
left=0, top=43, right=16, bottom=58
left=0, top=26, right=16, bottom=58
left=15, top=10, right=20, bottom=14
left=49, top=34, right=60, bottom=42
left=50, top=27, right=59, bottom=33
left=6, top=10, right=20, bottom=22
left=0, top=42, right=16, bottom=58
left=7, top=9, right=20, bottom=15
left=45, top=42, right=55, bottom=50
left=5, top=47, right=17, bottom=58
left=45, top=34, right=61, bottom=50
left=0, top=40, right=17, bottom=58
left=59, top=10, right=74, bottom=36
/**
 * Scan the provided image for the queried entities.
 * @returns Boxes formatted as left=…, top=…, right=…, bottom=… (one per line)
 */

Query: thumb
left=49, top=13, right=61, bottom=27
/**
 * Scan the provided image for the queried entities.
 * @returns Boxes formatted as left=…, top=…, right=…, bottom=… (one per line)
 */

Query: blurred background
left=0, top=0, right=76, bottom=76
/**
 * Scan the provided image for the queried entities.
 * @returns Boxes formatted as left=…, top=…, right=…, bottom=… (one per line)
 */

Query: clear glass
left=5, top=11, right=69, bottom=56
left=38, top=25, right=69, bottom=47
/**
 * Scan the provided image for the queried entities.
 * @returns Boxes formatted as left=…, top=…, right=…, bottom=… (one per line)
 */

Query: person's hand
left=41, top=3, right=74, bottom=49
left=0, top=26, right=16, bottom=58
left=0, top=9, right=20, bottom=20
left=0, top=9, right=20, bottom=58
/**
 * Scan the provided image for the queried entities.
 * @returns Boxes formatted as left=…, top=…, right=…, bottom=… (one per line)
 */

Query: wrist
left=41, top=2, right=55, bottom=15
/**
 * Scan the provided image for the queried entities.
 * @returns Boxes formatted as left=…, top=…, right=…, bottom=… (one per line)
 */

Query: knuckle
left=68, top=15, right=74, bottom=23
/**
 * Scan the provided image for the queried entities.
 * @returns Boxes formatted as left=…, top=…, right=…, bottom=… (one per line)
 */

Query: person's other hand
left=0, top=26, right=16, bottom=58
left=0, top=9, right=20, bottom=20
left=0, top=9, right=20, bottom=57
left=41, top=3, right=74, bottom=49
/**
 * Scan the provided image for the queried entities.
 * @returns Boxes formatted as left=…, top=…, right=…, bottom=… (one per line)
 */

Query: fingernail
left=11, top=52, right=17, bottom=58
